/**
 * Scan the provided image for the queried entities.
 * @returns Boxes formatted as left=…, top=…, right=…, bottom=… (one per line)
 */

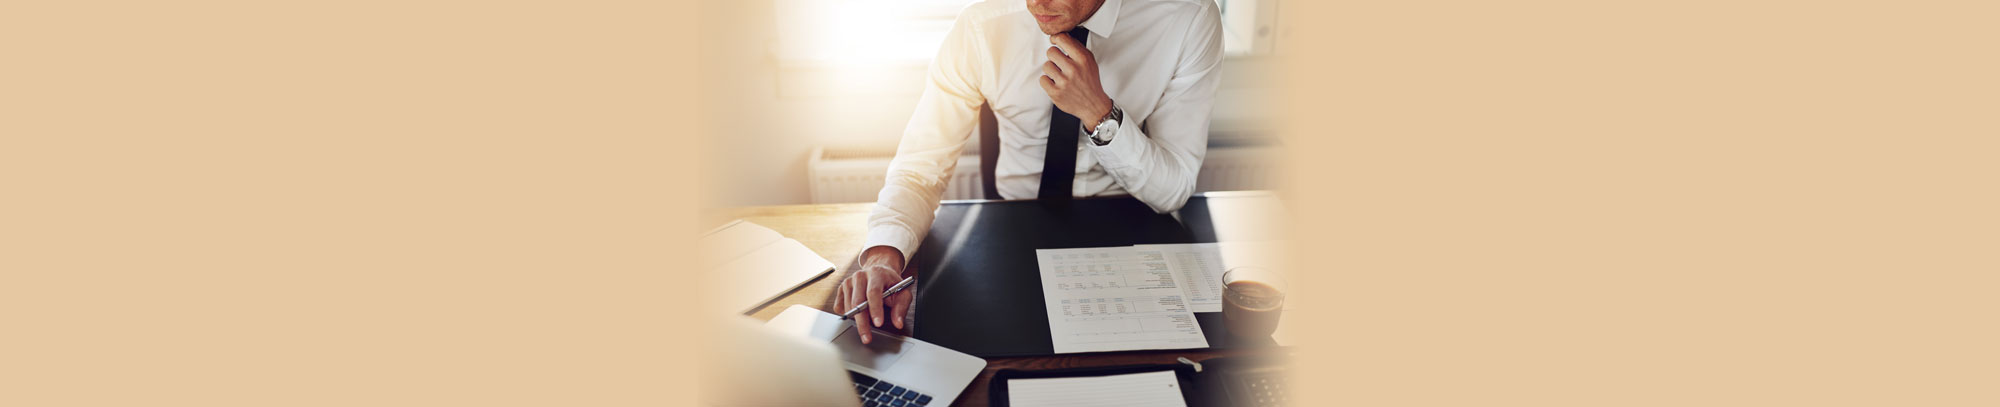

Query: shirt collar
left=1077, top=0, right=1122, bottom=38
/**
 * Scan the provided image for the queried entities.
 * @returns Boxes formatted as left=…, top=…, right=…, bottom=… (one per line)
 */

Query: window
left=774, top=0, right=1281, bottom=67
left=774, top=0, right=976, bottom=67
left=1216, top=0, right=1281, bottom=55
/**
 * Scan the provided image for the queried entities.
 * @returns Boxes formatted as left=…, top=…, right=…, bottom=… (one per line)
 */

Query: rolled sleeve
left=1083, top=1, right=1223, bottom=214
left=861, top=8, right=987, bottom=262
left=1084, top=118, right=1146, bottom=171
left=863, top=224, right=920, bottom=266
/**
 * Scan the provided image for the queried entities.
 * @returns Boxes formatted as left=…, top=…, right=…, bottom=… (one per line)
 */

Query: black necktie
left=1040, top=27, right=1090, bottom=203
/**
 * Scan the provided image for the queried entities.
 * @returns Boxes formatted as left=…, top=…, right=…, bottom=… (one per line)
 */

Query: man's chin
left=1036, top=22, right=1073, bottom=35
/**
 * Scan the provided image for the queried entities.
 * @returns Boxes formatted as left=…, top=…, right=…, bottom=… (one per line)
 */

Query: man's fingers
left=1049, top=34, right=1088, bottom=63
left=833, top=276, right=847, bottom=309
left=894, top=267, right=918, bottom=329
left=890, top=289, right=912, bottom=329
left=886, top=289, right=905, bottom=329
left=1046, top=47, right=1079, bottom=73
left=1042, top=62, right=1066, bottom=86
left=1040, top=75, right=1057, bottom=93
left=836, top=277, right=852, bottom=311
left=857, top=276, right=872, bottom=306
left=837, top=276, right=855, bottom=313
left=856, top=318, right=872, bottom=344
left=847, top=273, right=865, bottom=315
left=864, top=272, right=886, bottom=328
left=843, top=277, right=872, bottom=343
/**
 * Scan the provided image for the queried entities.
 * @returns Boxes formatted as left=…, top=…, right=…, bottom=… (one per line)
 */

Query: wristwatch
left=1086, top=104, right=1124, bottom=146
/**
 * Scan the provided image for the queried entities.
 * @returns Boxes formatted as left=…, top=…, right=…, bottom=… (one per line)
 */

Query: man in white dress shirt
left=837, top=0, right=1223, bottom=343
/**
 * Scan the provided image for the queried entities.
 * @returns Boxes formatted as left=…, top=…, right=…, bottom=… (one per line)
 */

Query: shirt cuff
left=1085, top=117, right=1144, bottom=171
left=863, top=224, right=920, bottom=266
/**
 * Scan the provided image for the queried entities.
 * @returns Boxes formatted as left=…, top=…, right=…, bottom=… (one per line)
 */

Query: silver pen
left=840, top=276, right=916, bottom=320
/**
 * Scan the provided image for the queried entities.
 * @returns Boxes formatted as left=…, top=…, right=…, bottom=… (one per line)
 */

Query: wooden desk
left=704, top=201, right=1286, bottom=407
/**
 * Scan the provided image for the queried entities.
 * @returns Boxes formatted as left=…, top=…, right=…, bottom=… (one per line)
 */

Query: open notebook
left=702, top=220, right=836, bottom=313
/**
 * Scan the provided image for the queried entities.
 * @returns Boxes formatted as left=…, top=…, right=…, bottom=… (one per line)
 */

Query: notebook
left=703, top=220, right=836, bottom=313
left=1008, top=370, right=1189, bottom=407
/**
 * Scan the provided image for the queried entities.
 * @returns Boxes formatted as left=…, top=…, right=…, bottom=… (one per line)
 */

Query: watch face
left=1092, top=120, right=1116, bottom=144
left=1091, top=106, right=1122, bottom=144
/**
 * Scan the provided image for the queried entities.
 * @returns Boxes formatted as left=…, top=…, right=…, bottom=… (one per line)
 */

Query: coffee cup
left=1221, top=267, right=1287, bottom=338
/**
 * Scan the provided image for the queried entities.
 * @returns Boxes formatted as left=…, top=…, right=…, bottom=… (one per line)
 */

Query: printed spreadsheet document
left=1133, top=241, right=1289, bottom=313
left=1034, top=247, right=1209, bottom=354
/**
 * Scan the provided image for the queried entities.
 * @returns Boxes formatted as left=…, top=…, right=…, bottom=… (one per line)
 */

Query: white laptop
left=763, top=305, right=987, bottom=407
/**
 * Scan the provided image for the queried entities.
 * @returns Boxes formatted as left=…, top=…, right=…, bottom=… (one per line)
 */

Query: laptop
left=762, top=305, right=987, bottom=407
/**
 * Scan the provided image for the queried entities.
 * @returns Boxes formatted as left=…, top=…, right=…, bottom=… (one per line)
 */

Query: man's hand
left=1041, top=33, right=1114, bottom=128
left=835, top=245, right=912, bottom=344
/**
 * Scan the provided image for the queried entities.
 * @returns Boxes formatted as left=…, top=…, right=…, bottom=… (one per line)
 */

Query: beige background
left=6, top=0, right=1997, bottom=406
left=1283, top=0, right=1999, bottom=404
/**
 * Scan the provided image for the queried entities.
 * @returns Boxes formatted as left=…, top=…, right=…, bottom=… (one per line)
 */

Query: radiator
left=808, top=146, right=1280, bottom=204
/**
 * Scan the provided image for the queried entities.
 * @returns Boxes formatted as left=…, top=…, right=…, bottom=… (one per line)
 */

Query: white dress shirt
left=866, top=0, right=1224, bottom=262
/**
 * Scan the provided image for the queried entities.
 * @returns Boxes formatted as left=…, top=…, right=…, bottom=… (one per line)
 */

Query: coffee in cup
left=1221, top=267, right=1287, bottom=338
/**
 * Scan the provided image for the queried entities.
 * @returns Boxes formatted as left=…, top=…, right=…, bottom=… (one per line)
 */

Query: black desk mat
left=908, top=195, right=1280, bottom=358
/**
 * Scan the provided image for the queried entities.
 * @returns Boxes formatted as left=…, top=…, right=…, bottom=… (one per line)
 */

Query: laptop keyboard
left=849, top=371, right=934, bottom=407
left=1236, top=372, right=1288, bottom=407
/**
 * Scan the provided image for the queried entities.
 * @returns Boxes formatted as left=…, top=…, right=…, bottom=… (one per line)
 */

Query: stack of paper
left=1008, top=370, right=1188, bottom=407
left=1034, top=241, right=1291, bottom=353
left=1036, top=247, right=1209, bottom=353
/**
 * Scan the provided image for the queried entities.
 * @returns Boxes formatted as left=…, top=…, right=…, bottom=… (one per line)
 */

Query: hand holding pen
left=841, top=276, right=914, bottom=320
left=835, top=245, right=915, bottom=344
